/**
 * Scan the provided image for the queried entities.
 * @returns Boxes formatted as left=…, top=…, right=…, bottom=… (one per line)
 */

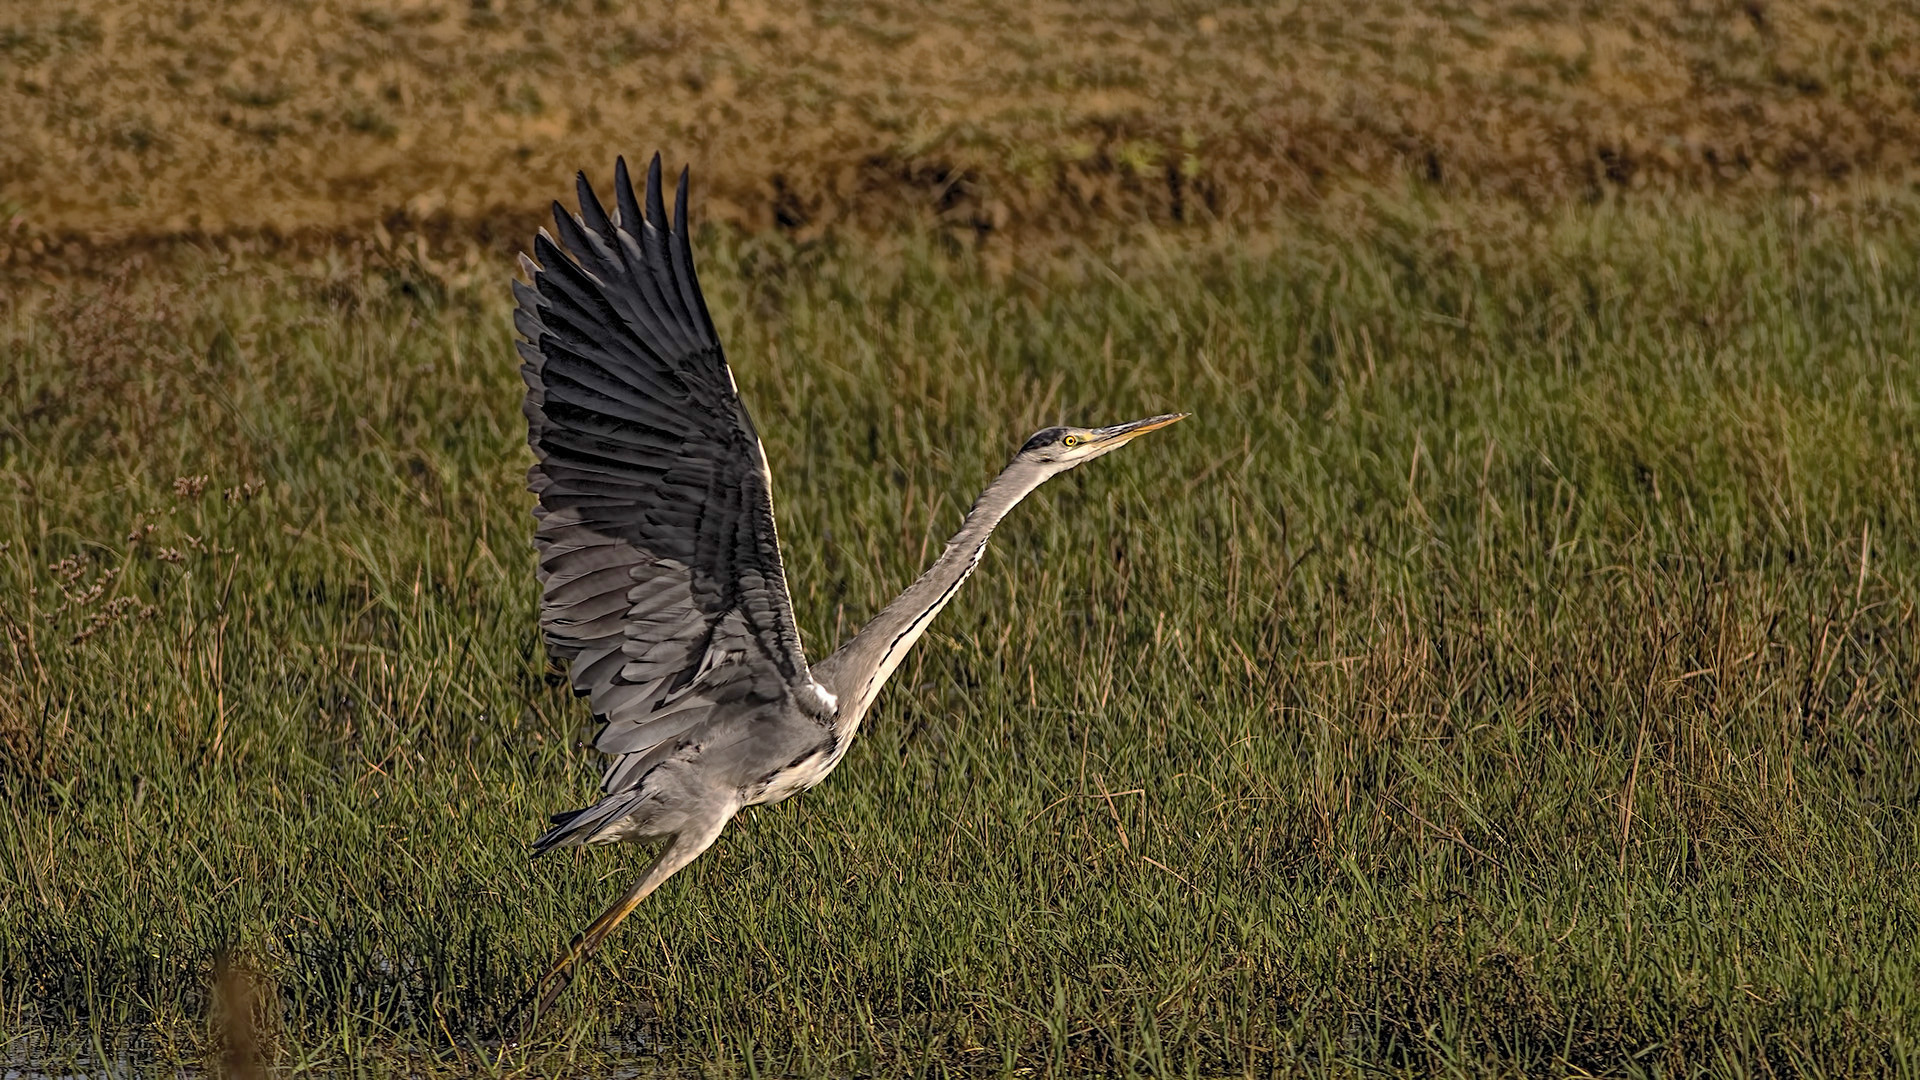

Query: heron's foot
left=508, top=837, right=694, bottom=1040
left=506, top=936, right=591, bottom=1043
left=528, top=960, right=580, bottom=1023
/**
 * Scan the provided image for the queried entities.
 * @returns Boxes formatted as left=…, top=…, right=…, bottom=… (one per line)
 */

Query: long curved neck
left=819, top=458, right=1053, bottom=730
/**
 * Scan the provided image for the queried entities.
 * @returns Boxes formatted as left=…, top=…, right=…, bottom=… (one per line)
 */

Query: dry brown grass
left=3, top=0, right=1919, bottom=257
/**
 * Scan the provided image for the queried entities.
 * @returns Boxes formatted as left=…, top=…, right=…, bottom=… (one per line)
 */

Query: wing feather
left=517, top=154, right=824, bottom=793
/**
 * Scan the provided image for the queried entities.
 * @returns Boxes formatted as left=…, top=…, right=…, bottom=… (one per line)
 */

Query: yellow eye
left=1062, top=434, right=1080, bottom=447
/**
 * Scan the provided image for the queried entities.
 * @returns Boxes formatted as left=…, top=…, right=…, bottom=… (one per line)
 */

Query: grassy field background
left=5, top=0, right=1920, bottom=1076
left=4, top=192, right=1919, bottom=1075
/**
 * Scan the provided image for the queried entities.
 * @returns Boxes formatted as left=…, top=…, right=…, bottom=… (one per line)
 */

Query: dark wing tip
left=674, top=166, right=691, bottom=236
left=613, top=156, right=643, bottom=234
left=576, top=169, right=617, bottom=238
left=666, top=163, right=713, bottom=336
left=645, top=153, right=667, bottom=229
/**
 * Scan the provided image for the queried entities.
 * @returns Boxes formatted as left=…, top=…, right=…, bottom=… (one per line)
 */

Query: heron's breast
left=743, top=737, right=842, bottom=806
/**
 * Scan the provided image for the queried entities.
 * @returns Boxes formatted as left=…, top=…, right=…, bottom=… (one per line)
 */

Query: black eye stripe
left=1020, top=426, right=1071, bottom=454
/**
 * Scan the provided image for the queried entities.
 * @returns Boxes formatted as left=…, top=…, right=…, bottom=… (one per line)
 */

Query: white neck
left=814, top=458, right=1056, bottom=733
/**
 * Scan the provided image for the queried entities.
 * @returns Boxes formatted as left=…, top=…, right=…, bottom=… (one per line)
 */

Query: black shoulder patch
left=1020, top=427, right=1069, bottom=454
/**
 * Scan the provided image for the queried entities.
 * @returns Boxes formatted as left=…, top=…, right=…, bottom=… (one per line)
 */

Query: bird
left=510, top=153, right=1184, bottom=1020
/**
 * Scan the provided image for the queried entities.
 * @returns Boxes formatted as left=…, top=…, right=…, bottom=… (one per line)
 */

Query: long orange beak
left=1088, top=412, right=1188, bottom=447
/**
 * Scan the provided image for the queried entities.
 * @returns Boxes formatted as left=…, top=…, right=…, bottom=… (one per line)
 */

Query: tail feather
left=531, top=795, right=637, bottom=854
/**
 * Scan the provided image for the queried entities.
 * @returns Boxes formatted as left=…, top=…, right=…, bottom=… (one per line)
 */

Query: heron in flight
left=511, top=154, right=1183, bottom=1017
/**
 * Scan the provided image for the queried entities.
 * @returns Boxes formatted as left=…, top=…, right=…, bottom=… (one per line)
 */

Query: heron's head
left=1015, top=413, right=1187, bottom=469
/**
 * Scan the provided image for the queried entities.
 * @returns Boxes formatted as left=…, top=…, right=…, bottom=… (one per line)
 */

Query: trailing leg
left=516, top=813, right=729, bottom=1035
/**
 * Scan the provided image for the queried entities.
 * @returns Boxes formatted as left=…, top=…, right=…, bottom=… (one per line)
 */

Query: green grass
left=3, top=191, right=1920, bottom=1077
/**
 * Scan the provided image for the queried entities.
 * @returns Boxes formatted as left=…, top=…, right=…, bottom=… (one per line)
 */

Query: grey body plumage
left=511, top=153, right=1183, bottom=1019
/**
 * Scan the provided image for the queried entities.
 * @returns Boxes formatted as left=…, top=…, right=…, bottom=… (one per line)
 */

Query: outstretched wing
left=515, top=154, right=829, bottom=794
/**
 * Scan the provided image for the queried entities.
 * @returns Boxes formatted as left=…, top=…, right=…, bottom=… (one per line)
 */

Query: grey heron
left=512, top=153, right=1183, bottom=1018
